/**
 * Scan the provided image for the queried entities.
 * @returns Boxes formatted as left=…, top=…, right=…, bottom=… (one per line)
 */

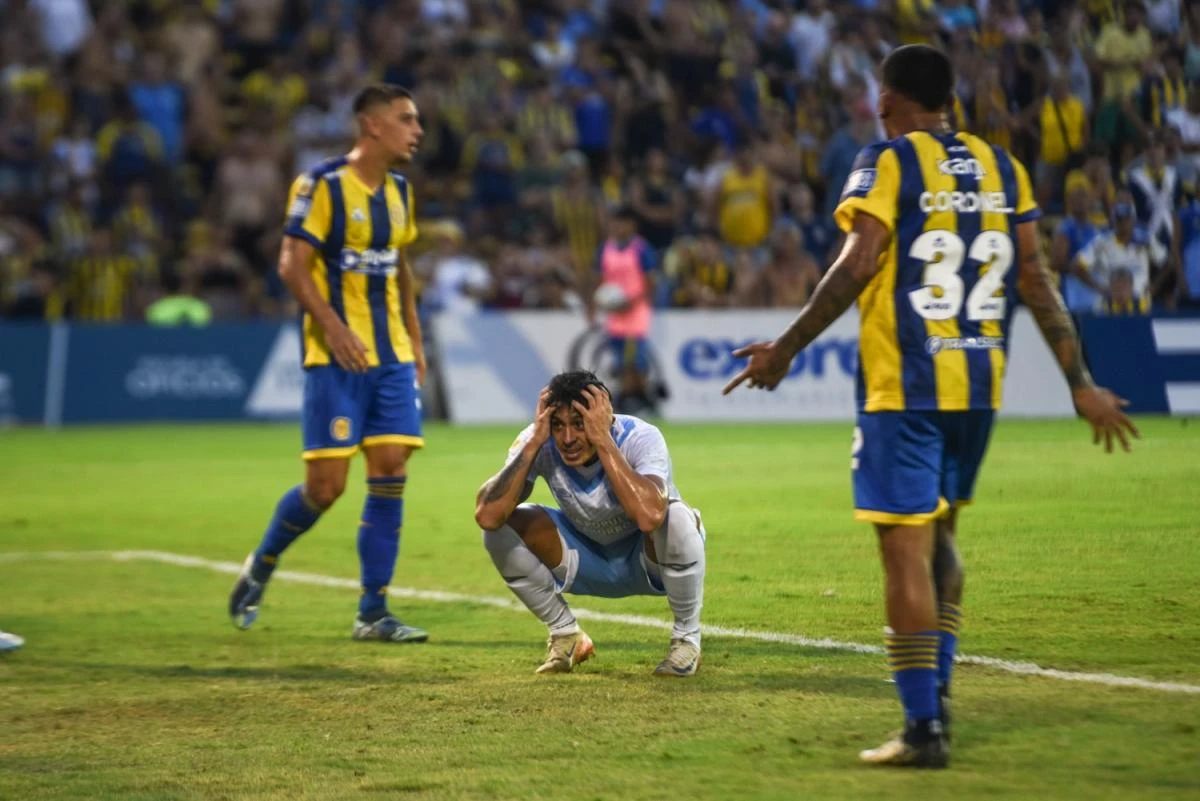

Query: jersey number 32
left=908, top=229, right=1013, bottom=322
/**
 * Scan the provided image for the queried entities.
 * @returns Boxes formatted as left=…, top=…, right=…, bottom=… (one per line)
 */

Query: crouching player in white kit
left=475, top=370, right=706, bottom=676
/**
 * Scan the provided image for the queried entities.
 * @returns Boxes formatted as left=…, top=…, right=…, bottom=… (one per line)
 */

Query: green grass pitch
left=1, top=417, right=1198, bottom=800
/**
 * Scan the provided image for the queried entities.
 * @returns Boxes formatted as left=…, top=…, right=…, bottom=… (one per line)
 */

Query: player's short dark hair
left=352, top=84, right=412, bottom=115
left=881, top=45, right=954, bottom=113
left=546, top=370, right=611, bottom=411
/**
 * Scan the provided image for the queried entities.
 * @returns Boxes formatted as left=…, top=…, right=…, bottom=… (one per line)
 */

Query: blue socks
left=252, top=486, right=324, bottom=581
left=357, top=477, right=406, bottom=619
left=938, top=603, right=962, bottom=693
left=886, top=631, right=941, bottom=722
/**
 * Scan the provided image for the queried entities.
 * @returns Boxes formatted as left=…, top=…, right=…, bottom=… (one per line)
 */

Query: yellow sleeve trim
left=303, top=445, right=361, bottom=461
left=854, top=497, right=951, bottom=525
left=361, top=434, right=425, bottom=450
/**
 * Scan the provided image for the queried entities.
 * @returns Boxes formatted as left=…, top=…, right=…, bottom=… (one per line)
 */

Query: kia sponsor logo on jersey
left=937, top=157, right=986, bottom=177
left=125, top=356, right=246, bottom=400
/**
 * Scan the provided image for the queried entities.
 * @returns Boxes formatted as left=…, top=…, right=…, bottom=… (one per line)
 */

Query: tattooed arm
left=723, top=213, right=888, bottom=394
left=1015, top=221, right=1094, bottom=391
left=1015, top=221, right=1140, bottom=452
left=474, top=393, right=553, bottom=530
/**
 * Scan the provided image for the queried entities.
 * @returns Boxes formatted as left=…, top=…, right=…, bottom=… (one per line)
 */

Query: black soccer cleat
left=228, top=555, right=268, bottom=630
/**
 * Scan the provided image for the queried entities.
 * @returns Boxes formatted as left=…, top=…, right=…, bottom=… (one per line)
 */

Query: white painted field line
left=4, top=549, right=1199, bottom=696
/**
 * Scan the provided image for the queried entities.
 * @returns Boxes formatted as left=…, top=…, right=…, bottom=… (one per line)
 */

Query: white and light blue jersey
left=506, top=414, right=681, bottom=546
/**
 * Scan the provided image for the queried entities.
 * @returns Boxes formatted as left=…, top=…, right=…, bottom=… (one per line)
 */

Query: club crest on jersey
left=330, top=416, right=352, bottom=441
left=295, top=175, right=314, bottom=197
left=843, top=168, right=876, bottom=196
left=390, top=203, right=406, bottom=230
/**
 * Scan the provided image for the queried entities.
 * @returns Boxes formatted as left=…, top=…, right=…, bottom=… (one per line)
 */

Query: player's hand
left=530, top=389, right=553, bottom=447
left=571, top=385, right=613, bottom=446
left=722, top=341, right=792, bottom=395
left=414, top=349, right=427, bottom=387
left=1072, top=386, right=1140, bottom=453
left=326, top=320, right=370, bottom=373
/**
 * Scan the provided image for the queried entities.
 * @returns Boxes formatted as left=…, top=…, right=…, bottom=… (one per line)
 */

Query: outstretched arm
left=1015, top=221, right=1140, bottom=451
left=722, top=212, right=889, bottom=394
left=1015, top=220, right=1093, bottom=391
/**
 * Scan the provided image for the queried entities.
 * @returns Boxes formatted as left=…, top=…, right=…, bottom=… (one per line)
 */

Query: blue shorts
left=302, top=363, right=423, bottom=460
left=532, top=505, right=666, bottom=599
left=609, top=336, right=649, bottom=372
left=852, top=410, right=995, bottom=524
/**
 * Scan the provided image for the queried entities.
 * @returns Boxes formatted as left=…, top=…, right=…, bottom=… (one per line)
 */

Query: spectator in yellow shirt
left=1065, top=145, right=1119, bottom=227
left=710, top=143, right=777, bottom=251
left=1034, top=76, right=1089, bottom=210
left=241, top=54, right=308, bottom=121
left=1093, top=0, right=1152, bottom=154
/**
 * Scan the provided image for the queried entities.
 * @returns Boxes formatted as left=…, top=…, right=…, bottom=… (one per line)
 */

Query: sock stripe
left=367, top=477, right=407, bottom=499
left=886, top=631, right=941, bottom=671
left=939, top=603, right=963, bottom=635
left=890, top=658, right=940, bottom=671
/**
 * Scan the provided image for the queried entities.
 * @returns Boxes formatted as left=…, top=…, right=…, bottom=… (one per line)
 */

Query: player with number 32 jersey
left=724, top=45, right=1136, bottom=769
left=835, top=129, right=1039, bottom=416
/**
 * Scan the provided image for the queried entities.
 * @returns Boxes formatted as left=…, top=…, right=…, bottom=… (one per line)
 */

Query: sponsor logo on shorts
left=331, top=416, right=352, bottom=441
left=925, top=336, right=1005, bottom=355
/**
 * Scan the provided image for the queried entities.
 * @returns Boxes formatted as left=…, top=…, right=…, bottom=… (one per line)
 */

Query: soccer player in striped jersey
left=228, top=85, right=430, bottom=643
left=724, top=45, right=1137, bottom=767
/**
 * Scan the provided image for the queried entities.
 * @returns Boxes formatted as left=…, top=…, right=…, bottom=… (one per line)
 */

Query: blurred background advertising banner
left=433, top=308, right=1077, bottom=424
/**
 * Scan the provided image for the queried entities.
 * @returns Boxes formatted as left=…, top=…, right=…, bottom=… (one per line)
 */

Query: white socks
left=483, top=524, right=577, bottom=636
left=652, top=504, right=706, bottom=648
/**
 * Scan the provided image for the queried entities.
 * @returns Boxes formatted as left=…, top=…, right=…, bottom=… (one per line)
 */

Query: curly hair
left=545, top=370, right=611, bottom=411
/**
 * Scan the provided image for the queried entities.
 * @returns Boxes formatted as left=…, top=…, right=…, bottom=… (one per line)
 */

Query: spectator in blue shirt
left=128, top=51, right=186, bottom=164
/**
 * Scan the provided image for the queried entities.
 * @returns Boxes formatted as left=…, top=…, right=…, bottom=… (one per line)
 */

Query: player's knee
left=305, top=474, right=346, bottom=509
left=654, top=505, right=705, bottom=567
left=482, top=524, right=531, bottom=574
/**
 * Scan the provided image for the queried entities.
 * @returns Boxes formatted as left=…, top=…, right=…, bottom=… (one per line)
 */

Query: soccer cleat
left=352, top=614, right=429, bottom=643
left=535, top=629, right=595, bottom=674
left=653, top=639, right=701, bottom=677
left=940, top=690, right=953, bottom=743
left=859, top=722, right=949, bottom=769
left=228, top=555, right=267, bottom=630
left=0, top=631, right=24, bottom=653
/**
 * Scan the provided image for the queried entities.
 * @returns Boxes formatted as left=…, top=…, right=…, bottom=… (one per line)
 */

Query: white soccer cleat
left=0, top=631, right=24, bottom=653
left=535, top=629, right=595, bottom=674
left=653, top=639, right=701, bottom=677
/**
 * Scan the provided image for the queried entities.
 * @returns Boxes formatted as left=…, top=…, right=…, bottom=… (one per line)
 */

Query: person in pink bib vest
left=595, top=206, right=658, bottom=414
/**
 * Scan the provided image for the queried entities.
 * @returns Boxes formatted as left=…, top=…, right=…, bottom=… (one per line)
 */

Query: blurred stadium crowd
left=0, top=0, right=1198, bottom=324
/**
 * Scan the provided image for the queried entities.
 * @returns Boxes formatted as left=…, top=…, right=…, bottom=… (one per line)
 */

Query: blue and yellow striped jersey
left=834, top=130, right=1041, bottom=413
left=283, top=157, right=419, bottom=368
